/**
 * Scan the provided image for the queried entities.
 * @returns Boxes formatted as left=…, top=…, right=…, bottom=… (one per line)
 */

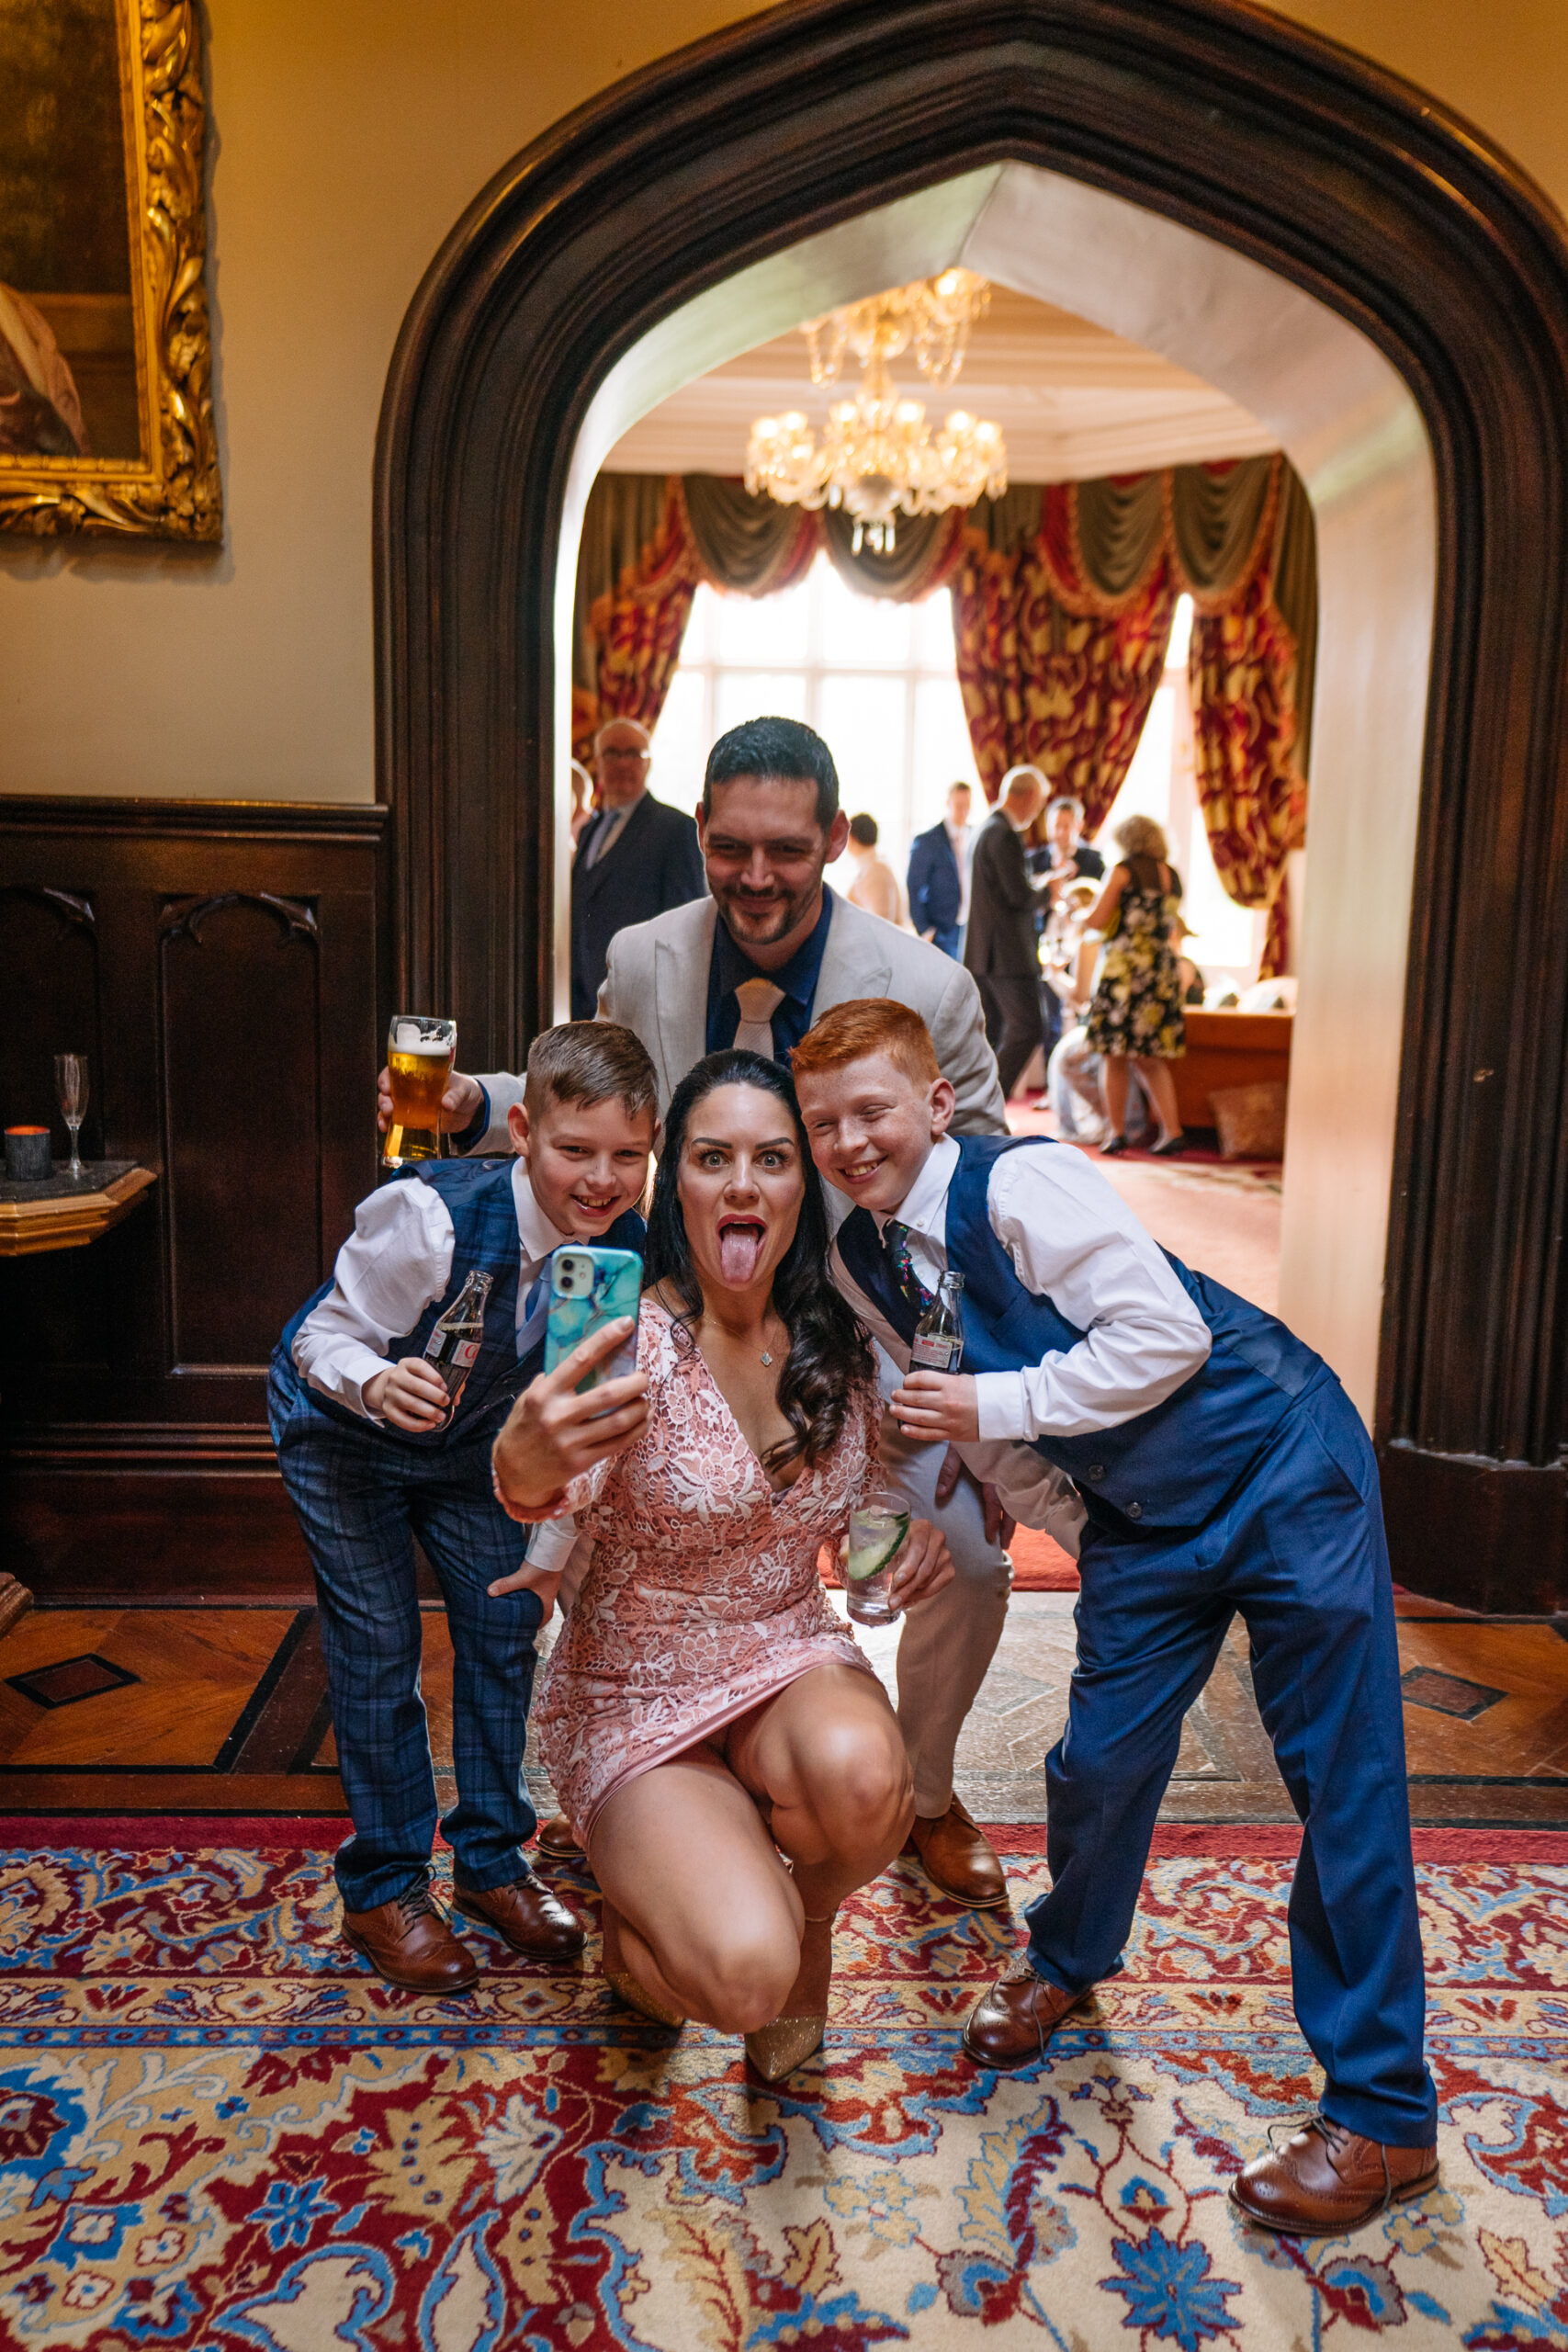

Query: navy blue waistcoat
left=273, top=1159, right=645, bottom=1452
left=837, top=1133, right=1321, bottom=1530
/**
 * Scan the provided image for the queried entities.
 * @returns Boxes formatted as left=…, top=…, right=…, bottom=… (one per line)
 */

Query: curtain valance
left=572, top=457, right=1315, bottom=978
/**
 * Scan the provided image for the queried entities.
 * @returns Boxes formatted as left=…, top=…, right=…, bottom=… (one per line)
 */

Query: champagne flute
left=53, top=1052, right=88, bottom=1182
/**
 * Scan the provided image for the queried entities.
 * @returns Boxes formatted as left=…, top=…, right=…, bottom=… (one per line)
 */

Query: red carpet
left=0, top=1819, right=1561, bottom=2346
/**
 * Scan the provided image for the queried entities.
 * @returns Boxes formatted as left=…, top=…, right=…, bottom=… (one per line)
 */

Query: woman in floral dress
left=1082, top=813, right=1188, bottom=1157
left=491, top=1049, right=953, bottom=2078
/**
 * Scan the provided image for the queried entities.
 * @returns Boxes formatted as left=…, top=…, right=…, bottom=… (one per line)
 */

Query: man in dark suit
left=570, top=718, right=707, bottom=1018
left=964, top=766, right=1052, bottom=1097
left=1034, top=793, right=1108, bottom=1064
left=907, top=780, right=975, bottom=957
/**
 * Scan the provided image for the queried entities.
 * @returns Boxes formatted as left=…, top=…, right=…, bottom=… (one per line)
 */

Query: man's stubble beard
left=712, top=873, right=824, bottom=950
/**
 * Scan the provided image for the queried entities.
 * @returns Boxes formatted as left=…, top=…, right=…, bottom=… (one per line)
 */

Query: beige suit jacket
left=467, top=890, right=1008, bottom=1147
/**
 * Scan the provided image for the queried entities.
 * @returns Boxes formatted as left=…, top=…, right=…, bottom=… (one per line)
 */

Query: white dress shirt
left=945, top=820, right=976, bottom=926
left=832, top=1134, right=1211, bottom=1487
left=292, top=1163, right=570, bottom=1420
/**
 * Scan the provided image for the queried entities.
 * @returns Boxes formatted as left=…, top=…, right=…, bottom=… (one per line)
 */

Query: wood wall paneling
left=1, top=799, right=388, bottom=1601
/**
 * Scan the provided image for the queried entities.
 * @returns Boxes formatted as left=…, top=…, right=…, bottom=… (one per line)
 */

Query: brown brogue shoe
left=909, top=1798, right=1008, bottom=1908
left=963, top=1951, right=1085, bottom=2067
left=1231, top=2115, right=1438, bottom=2237
left=343, top=1883, right=479, bottom=1994
left=535, top=1814, right=583, bottom=1860
left=454, top=1870, right=587, bottom=1960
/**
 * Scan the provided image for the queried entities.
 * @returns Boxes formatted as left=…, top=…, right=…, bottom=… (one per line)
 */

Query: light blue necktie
left=516, top=1262, right=552, bottom=1360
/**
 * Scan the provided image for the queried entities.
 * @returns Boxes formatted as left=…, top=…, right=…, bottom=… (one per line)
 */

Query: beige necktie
left=733, top=978, right=785, bottom=1057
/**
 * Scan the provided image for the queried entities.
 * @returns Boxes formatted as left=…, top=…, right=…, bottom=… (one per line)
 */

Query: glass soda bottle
left=423, top=1269, right=492, bottom=1419
left=909, top=1270, right=964, bottom=1373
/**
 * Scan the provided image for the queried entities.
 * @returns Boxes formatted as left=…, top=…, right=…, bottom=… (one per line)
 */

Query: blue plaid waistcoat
left=273, top=1158, right=645, bottom=1452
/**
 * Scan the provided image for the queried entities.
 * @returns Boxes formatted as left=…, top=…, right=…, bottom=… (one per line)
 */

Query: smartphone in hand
left=544, top=1248, right=642, bottom=1396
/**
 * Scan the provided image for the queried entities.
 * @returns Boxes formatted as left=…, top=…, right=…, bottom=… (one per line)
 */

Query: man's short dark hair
left=848, top=812, right=878, bottom=849
left=703, top=717, right=840, bottom=830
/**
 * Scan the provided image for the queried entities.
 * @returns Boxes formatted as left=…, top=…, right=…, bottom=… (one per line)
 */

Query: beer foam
left=395, top=1023, right=451, bottom=1054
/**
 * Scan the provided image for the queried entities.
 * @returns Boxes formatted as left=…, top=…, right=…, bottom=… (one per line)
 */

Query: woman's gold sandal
left=745, top=1913, right=833, bottom=2082
left=601, top=1899, right=685, bottom=2029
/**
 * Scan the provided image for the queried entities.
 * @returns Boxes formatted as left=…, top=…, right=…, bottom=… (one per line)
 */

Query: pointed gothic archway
left=374, top=0, right=1568, bottom=1609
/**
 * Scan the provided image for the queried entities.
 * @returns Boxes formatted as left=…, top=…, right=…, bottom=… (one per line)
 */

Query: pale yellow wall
left=0, top=0, right=1562, bottom=800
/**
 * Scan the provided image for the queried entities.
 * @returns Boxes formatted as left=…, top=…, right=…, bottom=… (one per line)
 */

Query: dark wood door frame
left=374, top=0, right=1568, bottom=1609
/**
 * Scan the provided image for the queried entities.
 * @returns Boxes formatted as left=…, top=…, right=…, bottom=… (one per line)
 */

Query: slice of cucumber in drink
left=846, top=1519, right=908, bottom=1579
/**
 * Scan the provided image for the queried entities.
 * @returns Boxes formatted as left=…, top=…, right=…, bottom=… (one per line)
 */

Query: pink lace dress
left=536, top=1295, right=880, bottom=1839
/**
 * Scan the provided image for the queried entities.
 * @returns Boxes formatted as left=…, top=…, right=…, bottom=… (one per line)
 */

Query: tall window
left=648, top=553, right=978, bottom=893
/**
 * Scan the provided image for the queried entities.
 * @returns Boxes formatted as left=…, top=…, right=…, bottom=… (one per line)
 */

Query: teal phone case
left=543, top=1248, right=643, bottom=1390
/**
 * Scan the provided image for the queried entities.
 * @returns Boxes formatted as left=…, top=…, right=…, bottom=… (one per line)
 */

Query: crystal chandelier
left=745, top=269, right=1008, bottom=553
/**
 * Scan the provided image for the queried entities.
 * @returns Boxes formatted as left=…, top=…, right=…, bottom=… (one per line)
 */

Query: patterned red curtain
left=572, top=478, right=701, bottom=764
left=952, top=486, right=1178, bottom=829
left=954, top=457, right=1314, bottom=975
left=1182, top=462, right=1312, bottom=979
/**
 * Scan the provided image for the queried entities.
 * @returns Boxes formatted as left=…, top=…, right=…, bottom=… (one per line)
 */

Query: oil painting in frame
left=0, top=0, right=220, bottom=537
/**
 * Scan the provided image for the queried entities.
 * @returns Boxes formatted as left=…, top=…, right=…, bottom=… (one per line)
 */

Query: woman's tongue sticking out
left=718, top=1217, right=766, bottom=1286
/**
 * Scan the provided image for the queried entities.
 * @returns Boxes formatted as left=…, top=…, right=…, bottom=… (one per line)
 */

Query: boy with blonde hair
left=271, top=1023, right=655, bottom=1995
left=790, top=998, right=1437, bottom=2241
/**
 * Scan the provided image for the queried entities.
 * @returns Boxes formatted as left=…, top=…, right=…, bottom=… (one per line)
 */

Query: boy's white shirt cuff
left=305, top=1343, right=395, bottom=1421
left=974, top=1369, right=1032, bottom=1442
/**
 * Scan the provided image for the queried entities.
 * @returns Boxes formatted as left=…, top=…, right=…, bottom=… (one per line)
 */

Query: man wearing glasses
left=571, top=718, right=706, bottom=1017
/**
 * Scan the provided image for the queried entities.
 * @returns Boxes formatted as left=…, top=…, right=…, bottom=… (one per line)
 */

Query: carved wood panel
left=158, top=893, right=324, bottom=1370
left=0, top=799, right=388, bottom=1599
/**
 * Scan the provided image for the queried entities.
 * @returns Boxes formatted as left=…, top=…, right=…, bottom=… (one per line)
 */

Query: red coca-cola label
left=450, top=1339, right=480, bottom=1367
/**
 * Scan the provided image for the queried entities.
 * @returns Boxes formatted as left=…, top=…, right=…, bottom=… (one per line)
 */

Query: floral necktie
left=882, top=1220, right=935, bottom=1319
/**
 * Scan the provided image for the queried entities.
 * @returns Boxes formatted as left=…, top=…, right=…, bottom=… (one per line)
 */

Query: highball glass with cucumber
left=843, top=1497, right=912, bottom=1626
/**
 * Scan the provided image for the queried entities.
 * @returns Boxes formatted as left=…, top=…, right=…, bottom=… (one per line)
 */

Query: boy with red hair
left=790, top=997, right=1437, bottom=2241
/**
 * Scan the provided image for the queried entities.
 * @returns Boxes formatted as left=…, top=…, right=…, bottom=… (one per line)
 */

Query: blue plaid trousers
left=270, top=1363, right=542, bottom=1914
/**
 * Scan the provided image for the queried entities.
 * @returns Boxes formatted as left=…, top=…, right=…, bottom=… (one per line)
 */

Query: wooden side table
left=0, top=1160, right=158, bottom=1258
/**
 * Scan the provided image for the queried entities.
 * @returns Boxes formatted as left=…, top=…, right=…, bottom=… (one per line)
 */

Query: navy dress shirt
left=705, top=889, right=836, bottom=1063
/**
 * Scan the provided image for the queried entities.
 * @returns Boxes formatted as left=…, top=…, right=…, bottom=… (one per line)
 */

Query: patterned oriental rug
left=0, top=1821, right=1562, bottom=2350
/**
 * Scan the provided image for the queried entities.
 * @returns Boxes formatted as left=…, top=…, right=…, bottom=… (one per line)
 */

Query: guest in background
left=964, top=766, right=1052, bottom=1098
left=843, top=812, right=907, bottom=926
left=1082, top=813, right=1188, bottom=1158
left=908, top=780, right=976, bottom=958
left=1041, top=794, right=1105, bottom=894
left=570, top=718, right=706, bottom=1019
left=1035, top=796, right=1106, bottom=1069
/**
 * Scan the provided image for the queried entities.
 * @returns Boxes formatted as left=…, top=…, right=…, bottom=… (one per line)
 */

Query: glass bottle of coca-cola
left=423, top=1269, right=492, bottom=1419
left=910, top=1270, right=964, bottom=1372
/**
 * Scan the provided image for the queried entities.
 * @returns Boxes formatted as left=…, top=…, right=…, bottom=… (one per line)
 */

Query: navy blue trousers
left=1024, top=1369, right=1438, bottom=2148
left=269, top=1365, right=541, bottom=1914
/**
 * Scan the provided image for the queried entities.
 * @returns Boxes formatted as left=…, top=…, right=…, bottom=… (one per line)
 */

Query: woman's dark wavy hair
left=643, top=1048, right=874, bottom=1472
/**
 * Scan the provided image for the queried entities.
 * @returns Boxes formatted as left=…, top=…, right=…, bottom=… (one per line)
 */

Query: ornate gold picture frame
left=0, top=0, right=219, bottom=538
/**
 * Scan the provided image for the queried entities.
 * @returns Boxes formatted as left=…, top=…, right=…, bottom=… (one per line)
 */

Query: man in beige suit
left=406, top=718, right=1080, bottom=1905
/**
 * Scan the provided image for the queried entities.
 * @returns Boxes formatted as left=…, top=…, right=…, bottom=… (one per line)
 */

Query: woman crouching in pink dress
left=491, top=1048, right=953, bottom=2078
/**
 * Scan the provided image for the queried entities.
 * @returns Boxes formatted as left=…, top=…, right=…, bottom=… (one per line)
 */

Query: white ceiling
left=604, top=284, right=1276, bottom=481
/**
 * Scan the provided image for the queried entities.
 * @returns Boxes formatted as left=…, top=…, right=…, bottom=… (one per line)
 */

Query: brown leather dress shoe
left=963, top=1951, right=1085, bottom=2066
left=1231, top=2115, right=1438, bottom=2236
left=453, top=1870, right=587, bottom=1959
left=535, top=1814, right=583, bottom=1860
left=908, top=1798, right=1008, bottom=1908
left=343, top=1883, right=479, bottom=1994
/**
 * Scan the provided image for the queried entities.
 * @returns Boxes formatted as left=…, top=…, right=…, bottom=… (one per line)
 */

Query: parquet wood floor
left=0, top=1599, right=1563, bottom=1829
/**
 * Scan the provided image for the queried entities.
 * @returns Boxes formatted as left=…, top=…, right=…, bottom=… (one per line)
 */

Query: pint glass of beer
left=383, top=1015, right=457, bottom=1166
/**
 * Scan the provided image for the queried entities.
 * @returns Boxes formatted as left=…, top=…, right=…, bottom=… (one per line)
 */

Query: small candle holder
left=5, top=1127, right=53, bottom=1182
